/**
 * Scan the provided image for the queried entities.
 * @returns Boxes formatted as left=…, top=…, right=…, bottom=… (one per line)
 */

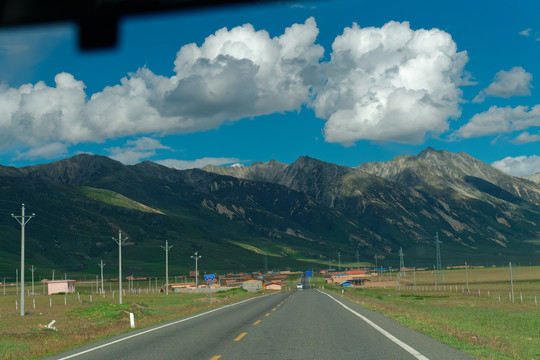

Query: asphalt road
left=47, top=279, right=474, bottom=360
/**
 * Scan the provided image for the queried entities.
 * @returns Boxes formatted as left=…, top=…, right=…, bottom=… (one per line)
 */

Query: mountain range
left=1, top=148, right=540, bottom=278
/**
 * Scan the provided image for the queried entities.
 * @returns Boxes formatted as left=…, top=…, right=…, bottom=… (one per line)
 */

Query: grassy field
left=315, top=265, right=540, bottom=359
left=0, top=282, right=259, bottom=360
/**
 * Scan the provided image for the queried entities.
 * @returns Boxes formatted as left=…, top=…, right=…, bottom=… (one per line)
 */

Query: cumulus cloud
left=519, top=28, right=532, bottom=37
left=456, top=105, right=540, bottom=138
left=166, top=17, right=323, bottom=125
left=492, top=155, right=540, bottom=176
left=511, top=131, right=540, bottom=144
left=157, top=157, right=247, bottom=170
left=107, top=137, right=171, bottom=164
left=1, top=18, right=472, bottom=159
left=312, top=21, right=468, bottom=145
left=473, top=67, right=533, bottom=103
left=0, top=18, right=323, bottom=151
left=14, top=142, right=68, bottom=160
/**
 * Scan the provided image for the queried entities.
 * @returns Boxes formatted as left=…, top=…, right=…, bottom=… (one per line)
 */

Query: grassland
left=0, top=282, right=257, bottom=360
left=316, top=265, right=540, bottom=359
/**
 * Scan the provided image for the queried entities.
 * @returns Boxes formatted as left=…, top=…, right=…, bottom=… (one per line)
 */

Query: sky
left=0, top=0, right=539, bottom=176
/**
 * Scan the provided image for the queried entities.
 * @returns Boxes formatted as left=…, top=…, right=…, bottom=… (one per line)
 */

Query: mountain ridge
left=1, top=148, right=540, bottom=275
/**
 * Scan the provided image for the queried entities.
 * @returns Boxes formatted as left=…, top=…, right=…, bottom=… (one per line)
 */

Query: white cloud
left=166, top=17, right=323, bottom=126
left=456, top=105, right=540, bottom=138
left=519, top=28, right=532, bottom=37
left=0, top=19, right=475, bottom=158
left=107, top=137, right=171, bottom=164
left=0, top=19, right=323, bottom=155
left=14, top=142, right=68, bottom=160
left=492, top=155, right=540, bottom=176
left=473, top=67, right=533, bottom=103
left=157, top=157, right=246, bottom=170
left=312, top=21, right=468, bottom=145
left=511, top=131, right=540, bottom=144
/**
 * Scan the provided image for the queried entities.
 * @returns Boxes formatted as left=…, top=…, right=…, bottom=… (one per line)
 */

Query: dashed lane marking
left=253, top=320, right=261, bottom=325
left=234, top=332, right=247, bottom=341
left=53, top=294, right=273, bottom=359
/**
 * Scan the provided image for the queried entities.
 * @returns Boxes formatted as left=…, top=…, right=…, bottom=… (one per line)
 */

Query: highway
left=47, top=278, right=474, bottom=360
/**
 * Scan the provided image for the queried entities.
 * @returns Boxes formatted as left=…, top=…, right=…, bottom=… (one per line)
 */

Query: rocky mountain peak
left=20, top=154, right=124, bottom=185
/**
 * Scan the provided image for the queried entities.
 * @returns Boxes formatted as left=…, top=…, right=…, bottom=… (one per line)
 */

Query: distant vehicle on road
left=296, top=283, right=303, bottom=289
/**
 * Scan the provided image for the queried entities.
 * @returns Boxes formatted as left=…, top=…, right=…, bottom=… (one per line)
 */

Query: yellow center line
left=234, top=332, right=247, bottom=341
left=210, top=356, right=222, bottom=360
left=264, top=313, right=270, bottom=317
left=272, top=308, right=277, bottom=311
left=253, top=320, right=261, bottom=325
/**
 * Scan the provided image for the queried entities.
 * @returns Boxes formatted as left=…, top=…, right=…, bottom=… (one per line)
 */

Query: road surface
left=46, top=278, right=474, bottom=360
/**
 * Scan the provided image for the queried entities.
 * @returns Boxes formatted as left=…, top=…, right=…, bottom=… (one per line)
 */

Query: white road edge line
left=55, top=294, right=272, bottom=360
left=319, top=290, right=430, bottom=360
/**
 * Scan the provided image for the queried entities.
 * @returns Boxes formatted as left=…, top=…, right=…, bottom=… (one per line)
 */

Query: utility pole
left=337, top=252, right=341, bottom=271
left=52, top=269, right=55, bottom=281
left=191, top=251, right=201, bottom=288
left=263, top=248, right=268, bottom=274
left=113, top=230, right=128, bottom=304
left=29, top=265, right=36, bottom=295
left=435, top=232, right=442, bottom=286
left=161, top=241, right=173, bottom=295
left=12, top=204, right=35, bottom=316
left=509, top=262, right=515, bottom=303
left=98, top=260, right=105, bottom=294
left=356, top=249, right=360, bottom=269
left=399, top=247, right=405, bottom=280
left=465, top=261, right=469, bottom=293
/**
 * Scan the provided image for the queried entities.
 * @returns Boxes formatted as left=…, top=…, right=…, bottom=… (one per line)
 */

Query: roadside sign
left=204, top=274, right=215, bottom=305
left=306, top=270, right=313, bottom=277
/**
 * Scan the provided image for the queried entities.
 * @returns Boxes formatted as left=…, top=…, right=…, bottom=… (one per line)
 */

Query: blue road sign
left=204, top=274, right=215, bottom=282
left=306, top=270, right=313, bottom=277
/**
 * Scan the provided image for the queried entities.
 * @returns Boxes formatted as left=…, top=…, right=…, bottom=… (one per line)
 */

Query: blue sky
left=0, top=0, right=539, bottom=176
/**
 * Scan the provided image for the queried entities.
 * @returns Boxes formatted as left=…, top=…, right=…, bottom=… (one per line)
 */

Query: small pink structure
left=47, top=280, right=76, bottom=295
left=265, top=282, right=283, bottom=291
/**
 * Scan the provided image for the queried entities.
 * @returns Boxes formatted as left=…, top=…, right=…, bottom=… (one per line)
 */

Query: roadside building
left=265, top=282, right=283, bottom=291
left=242, top=279, right=263, bottom=292
left=47, top=280, right=76, bottom=295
